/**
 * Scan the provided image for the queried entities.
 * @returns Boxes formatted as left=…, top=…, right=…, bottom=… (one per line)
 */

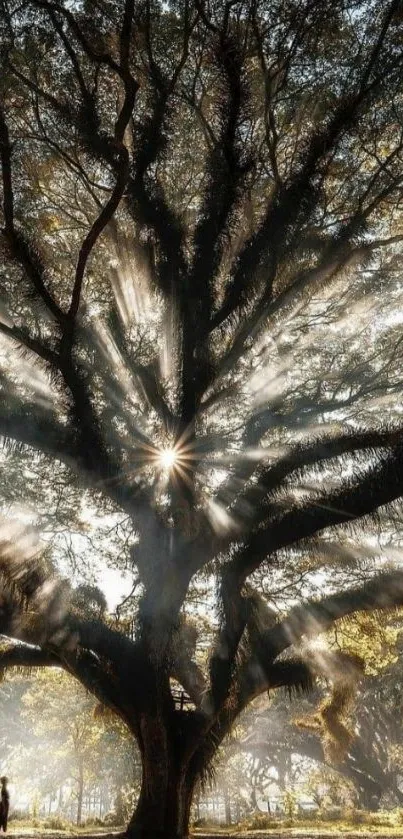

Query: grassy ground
left=6, top=821, right=123, bottom=836
left=5, top=832, right=403, bottom=838
left=193, top=834, right=403, bottom=838
left=7, top=814, right=403, bottom=837
left=5, top=831, right=121, bottom=837
left=191, top=814, right=403, bottom=837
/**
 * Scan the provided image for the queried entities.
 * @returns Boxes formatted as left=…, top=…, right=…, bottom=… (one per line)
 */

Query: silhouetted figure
left=0, top=777, right=9, bottom=832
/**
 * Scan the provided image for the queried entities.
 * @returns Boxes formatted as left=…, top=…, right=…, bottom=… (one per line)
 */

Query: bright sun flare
left=159, top=448, right=177, bottom=470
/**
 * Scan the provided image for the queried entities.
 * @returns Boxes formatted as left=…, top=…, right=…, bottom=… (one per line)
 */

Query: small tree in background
left=1, top=1, right=403, bottom=836
left=1, top=669, right=137, bottom=825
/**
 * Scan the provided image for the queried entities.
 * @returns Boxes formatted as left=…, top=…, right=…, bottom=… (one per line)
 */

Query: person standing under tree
left=0, top=777, right=9, bottom=833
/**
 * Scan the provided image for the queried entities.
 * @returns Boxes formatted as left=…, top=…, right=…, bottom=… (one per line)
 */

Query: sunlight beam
left=159, top=448, right=178, bottom=471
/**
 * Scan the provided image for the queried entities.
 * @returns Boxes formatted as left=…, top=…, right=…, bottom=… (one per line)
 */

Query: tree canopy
left=1, top=1, right=403, bottom=836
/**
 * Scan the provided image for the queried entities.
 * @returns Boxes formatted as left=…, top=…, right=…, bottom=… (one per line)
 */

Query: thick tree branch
left=66, top=147, right=130, bottom=325
left=0, top=321, right=58, bottom=366
left=60, top=647, right=138, bottom=727
left=0, top=638, right=135, bottom=727
left=64, top=8, right=138, bottom=328
left=228, top=425, right=403, bottom=531
left=229, top=441, right=403, bottom=583
left=0, top=396, right=77, bottom=463
left=171, top=658, right=206, bottom=708
left=0, top=640, right=60, bottom=670
left=235, top=657, right=314, bottom=712
left=129, top=96, right=187, bottom=300
left=214, top=227, right=403, bottom=384
left=219, top=569, right=403, bottom=717
left=265, top=570, right=403, bottom=658
left=181, top=25, right=248, bottom=422
left=72, top=616, right=138, bottom=663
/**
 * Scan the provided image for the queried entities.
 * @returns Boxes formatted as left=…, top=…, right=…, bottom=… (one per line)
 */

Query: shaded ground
left=4, top=832, right=123, bottom=838
left=7, top=832, right=403, bottom=838
left=7, top=830, right=403, bottom=838
left=194, top=834, right=403, bottom=838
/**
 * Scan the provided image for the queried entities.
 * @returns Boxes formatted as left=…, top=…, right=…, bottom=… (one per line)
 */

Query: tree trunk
left=356, top=781, right=383, bottom=811
left=223, top=786, right=231, bottom=825
left=127, top=764, right=195, bottom=839
left=125, top=713, right=198, bottom=839
left=77, top=758, right=84, bottom=826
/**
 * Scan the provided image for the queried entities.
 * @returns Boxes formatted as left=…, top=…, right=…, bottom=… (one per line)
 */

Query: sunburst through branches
left=149, top=434, right=199, bottom=491
left=159, top=448, right=177, bottom=470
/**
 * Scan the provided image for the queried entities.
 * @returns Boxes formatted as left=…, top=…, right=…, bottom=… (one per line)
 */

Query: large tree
left=1, top=1, right=403, bottom=836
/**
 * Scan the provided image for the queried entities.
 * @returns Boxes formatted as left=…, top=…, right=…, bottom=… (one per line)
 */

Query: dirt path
left=192, top=834, right=403, bottom=839
left=6, top=832, right=403, bottom=838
